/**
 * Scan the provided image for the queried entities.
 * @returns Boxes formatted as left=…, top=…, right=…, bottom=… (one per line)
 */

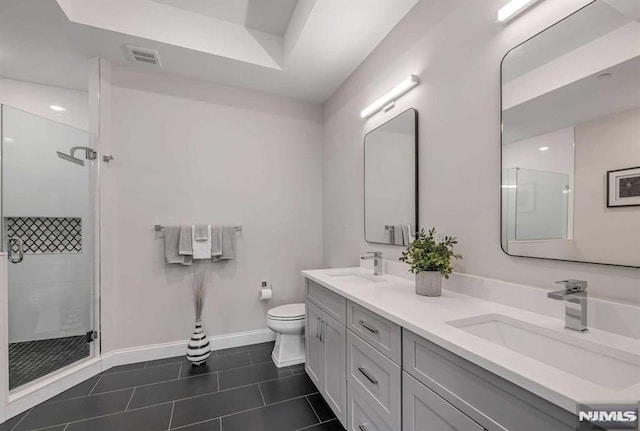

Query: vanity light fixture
left=539, top=146, right=549, bottom=151
left=361, top=75, right=419, bottom=118
left=497, top=0, right=541, bottom=23
left=49, top=105, right=67, bottom=112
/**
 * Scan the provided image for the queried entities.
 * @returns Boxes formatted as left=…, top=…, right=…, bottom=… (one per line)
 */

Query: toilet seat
left=267, top=303, right=305, bottom=321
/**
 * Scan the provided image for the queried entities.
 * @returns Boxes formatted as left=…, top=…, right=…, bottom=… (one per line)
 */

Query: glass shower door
left=514, top=168, right=570, bottom=241
left=1, top=105, right=96, bottom=390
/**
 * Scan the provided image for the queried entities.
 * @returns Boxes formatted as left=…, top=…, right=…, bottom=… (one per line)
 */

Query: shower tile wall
left=2, top=106, right=93, bottom=344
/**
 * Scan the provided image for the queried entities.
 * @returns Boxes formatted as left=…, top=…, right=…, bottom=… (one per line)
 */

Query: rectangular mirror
left=501, top=0, right=640, bottom=267
left=364, top=108, right=418, bottom=245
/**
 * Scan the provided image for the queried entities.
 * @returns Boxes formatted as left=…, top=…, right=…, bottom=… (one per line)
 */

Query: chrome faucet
left=360, top=251, right=383, bottom=275
left=547, top=280, right=588, bottom=332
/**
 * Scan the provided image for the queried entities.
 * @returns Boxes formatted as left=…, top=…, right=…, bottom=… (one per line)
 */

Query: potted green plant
left=399, top=227, right=462, bottom=297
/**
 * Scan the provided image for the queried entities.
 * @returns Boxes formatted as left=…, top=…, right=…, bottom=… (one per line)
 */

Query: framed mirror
left=501, top=0, right=640, bottom=267
left=364, top=108, right=418, bottom=245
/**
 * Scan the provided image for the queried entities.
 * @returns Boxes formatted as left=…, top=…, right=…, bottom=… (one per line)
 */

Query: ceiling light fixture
left=497, top=0, right=541, bottom=23
left=49, top=105, right=67, bottom=112
left=3, top=137, right=15, bottom=143
left=539, top=146, right=549, bottom=151
left=361, top=75, right=419, bottom=118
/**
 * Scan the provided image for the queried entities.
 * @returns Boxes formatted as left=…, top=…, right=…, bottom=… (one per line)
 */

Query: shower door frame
left=0, top=103, right=102, bottom=417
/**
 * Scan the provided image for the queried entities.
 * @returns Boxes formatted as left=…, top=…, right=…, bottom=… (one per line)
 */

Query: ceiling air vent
left=124, top=44, right=161, bottom=66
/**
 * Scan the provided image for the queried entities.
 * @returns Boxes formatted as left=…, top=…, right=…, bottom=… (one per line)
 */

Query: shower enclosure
left=1, top=105, right=97, bottom=390
left=503, top=167, right=571, bottom=244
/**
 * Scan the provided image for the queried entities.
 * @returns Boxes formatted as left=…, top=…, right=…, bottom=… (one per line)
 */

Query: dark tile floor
left=1, top=341, right=345, bottom=431
left=9, top=336, right=89, bottom=390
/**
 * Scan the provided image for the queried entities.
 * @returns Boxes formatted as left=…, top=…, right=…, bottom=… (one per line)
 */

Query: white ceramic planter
left=416, top=271, right=442, bottom=297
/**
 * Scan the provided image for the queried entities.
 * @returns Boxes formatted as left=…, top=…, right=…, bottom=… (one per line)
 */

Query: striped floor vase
left=186, top=320, right=211, bottom=366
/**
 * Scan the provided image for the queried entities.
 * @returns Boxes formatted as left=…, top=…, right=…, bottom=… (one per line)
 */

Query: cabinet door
left=323, top=313, right=347, bottom=427
left=403, top=372, right=484, bottom=431
left=305, top=300, right=325, bottom=391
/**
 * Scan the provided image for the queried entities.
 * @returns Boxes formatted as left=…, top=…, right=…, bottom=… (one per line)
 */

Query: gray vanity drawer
left=347, top=331, right=401, bottom=430
left=403, top=371, right=484, bottom=431
left=347, top=301, right=401, bottom=364
left=347, top=382, right=397, bottom=431
left=306, top=279, right=346, bottom=324
left=402, top=330, right=575, bottom=431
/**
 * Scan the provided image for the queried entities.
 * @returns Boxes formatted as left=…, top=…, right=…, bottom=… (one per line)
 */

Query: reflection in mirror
left=364, top=108, right=418, bottom=245
left=501, top=0, right=640, bottom=267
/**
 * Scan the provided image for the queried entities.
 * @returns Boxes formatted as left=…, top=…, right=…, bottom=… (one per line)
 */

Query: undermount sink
left=447, top=314, right=640, bottom=390
left=326, top=271, right=381, bottom=283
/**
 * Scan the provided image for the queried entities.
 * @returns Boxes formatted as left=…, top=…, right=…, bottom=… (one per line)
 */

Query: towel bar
left=154, top=224, right=242, bottom=232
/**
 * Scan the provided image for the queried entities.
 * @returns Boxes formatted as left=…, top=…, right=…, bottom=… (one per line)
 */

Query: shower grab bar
left=154, top=224, right=242, bottom=232
left=8, top=237, right=24, bottom=264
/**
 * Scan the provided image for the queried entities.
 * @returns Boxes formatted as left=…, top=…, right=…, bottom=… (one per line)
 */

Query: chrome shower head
left=56, top=146, right=97, bottom=166
left=56, top=151, right=85, bottom=166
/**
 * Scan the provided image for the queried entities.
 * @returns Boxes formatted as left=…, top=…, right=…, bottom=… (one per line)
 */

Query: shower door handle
left=8, top=237, right=24, bottom=264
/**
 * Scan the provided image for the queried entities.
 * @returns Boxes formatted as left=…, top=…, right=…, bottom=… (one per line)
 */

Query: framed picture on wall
left=607, top=166, right=640, bottom=208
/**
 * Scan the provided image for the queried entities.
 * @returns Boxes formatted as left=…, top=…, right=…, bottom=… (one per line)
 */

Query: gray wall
left=322, top=0, right=640, bottom=305
left=573, top=107, right=640, bottom=265
left=107, top=65, right=324, bottom=351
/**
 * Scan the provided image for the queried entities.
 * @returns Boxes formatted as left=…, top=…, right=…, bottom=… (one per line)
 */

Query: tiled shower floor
left=9, top=335, right=89, bottom=390
left=1, top=341, right=343, bottom=431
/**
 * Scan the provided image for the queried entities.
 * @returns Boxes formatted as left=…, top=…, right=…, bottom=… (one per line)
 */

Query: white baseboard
left=101, top=328, right=276, bottom=370
left=3, top=328, right=275, bottom=424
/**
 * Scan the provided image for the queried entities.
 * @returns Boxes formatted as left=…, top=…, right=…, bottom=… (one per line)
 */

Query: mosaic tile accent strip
left=6, top=217, right=82, bottom=254
left=9, top=335, right=89, bottom=390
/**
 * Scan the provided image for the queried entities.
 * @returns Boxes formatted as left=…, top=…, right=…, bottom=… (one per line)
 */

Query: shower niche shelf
left=5, top=217, right=82, bottom=254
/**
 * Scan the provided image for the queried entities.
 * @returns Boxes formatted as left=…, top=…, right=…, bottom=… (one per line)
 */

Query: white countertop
left=302, top=267, right=640, bottom=414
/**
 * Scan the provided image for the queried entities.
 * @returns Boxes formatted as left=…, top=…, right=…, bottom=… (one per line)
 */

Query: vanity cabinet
left=403, top=330, right=576, bottom=431
left=304, top=276, right=579, bottom=431
left=305, top=281, right=347, bottom=426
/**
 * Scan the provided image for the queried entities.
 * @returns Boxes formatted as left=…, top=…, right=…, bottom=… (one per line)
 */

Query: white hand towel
left=401, top=225, right=410, bottom=245
left=192, top=225, right=212, bottom=259
left=406, top=224, right=414, bottom=243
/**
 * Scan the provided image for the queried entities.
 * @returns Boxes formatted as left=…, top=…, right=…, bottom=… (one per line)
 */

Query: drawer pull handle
left=358, top=320, right=378, bottom=334
left=316, top=318, right=320, bottom=339
left=358, top=367, right=378, bottom=385
left=359, top=425, right=367, bottom=431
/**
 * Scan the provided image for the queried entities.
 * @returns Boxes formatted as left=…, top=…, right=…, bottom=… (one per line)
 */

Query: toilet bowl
left=267, top=303, right=305, bottom=368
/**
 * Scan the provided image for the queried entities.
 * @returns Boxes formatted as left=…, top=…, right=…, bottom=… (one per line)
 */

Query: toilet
left=267, top=303, right=305, bottom=368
